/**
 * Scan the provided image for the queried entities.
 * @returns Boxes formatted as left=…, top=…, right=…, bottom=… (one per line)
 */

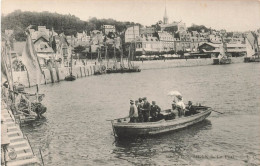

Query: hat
left=176, top=95, right=182, bottom=99
left=152, top=101, right=156, bottom=104
left=142, top=97, right=147, bottom=100
left=130, top=100, right=134, bottom=104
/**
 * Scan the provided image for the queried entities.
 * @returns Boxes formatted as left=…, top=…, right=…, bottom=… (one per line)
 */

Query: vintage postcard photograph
left=1, top=0, right=260, bottom=165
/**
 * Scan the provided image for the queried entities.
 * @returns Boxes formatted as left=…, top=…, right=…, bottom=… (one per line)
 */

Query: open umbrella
left=167, top=90, right=182, bottom=97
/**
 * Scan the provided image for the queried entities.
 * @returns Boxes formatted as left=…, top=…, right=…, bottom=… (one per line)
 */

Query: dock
left=1, top=101, right=41, bottom=166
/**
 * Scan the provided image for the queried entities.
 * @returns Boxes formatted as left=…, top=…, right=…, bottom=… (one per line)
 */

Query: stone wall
left=12, top=57, right=244, bottom=88
left=13, top=64, right=97, bottom=88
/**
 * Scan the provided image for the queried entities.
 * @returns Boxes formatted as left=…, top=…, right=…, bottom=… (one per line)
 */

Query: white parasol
left=167, top=91, right=182, bottom=97
left=167, top=91, right=182, bottom=103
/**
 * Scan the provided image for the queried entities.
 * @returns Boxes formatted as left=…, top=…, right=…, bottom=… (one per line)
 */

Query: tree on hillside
left=2, top=10, right=142, bottom=41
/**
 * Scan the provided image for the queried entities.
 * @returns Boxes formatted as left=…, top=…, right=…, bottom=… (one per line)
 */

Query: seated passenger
left=150, top=101, right=161, bottom=122
left=185, top=101, right=197, bottom=116
left=129, top=100, right=138, bottom=123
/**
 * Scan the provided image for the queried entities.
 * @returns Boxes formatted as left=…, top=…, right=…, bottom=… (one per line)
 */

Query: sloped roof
left=33, top=36, right=49, bottom=44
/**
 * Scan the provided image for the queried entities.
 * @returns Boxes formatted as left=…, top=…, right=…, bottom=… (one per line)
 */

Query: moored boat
left=244, top=32, right=260, bottom=63
left=65, top=74, right=76, bottom=81
left=111, top=106, right=212, bottom=138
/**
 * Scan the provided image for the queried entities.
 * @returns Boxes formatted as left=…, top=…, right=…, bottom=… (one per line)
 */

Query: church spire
left=163, top=6, right=168, bottom=24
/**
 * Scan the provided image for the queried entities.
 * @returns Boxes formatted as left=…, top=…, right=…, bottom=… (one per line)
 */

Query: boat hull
left=213, top=58, right=231, bottom=65
left=106, top=68, right=141, bottom=74
left=113, top=108, right=211, bottom=138
left=244, top=57, right=260, bottom=63
left=65, top=75, right=76, bottom=81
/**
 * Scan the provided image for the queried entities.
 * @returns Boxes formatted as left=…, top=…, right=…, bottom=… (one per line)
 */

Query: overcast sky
left=1, top=0, right=260, bottom=31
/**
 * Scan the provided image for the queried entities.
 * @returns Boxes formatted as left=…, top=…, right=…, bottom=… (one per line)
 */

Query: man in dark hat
left=142, top=97, right=151, bottom=122
left=137, top=98, right=144, bottom=122
left=185, top=101, right=197, bottom=116
left=129, top=100, right=138, bottom=123
left=150, top=101, right=161, bottom=122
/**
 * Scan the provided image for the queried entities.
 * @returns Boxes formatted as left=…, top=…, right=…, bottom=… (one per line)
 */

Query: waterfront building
left=140, top=27, right=156, bottom=38
left=174, top=40, right=192, bottom=52
left=157, top=31, right=175, bottom=51
left=56, top=33, right=71, bottom=66
left=33, top=36, right=55, bottom=67
left=135, top=36, right=160, bottom=53
left=198, top=42, right=246, bottom=57
left=209, top=34, right=222, bottom=43
left=101, top=25, right=116, bottom=35
left=124, top=25, right=140, bottom=43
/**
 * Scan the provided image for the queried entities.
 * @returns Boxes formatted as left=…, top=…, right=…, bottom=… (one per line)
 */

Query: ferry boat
left=111, top=106, right=212, bottom=138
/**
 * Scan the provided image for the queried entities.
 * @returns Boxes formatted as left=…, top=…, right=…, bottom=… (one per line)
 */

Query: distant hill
left=1, top=10, right=142, bottom=41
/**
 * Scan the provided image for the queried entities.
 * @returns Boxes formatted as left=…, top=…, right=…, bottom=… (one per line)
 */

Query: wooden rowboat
left=111, top=106, right=212, bottom=138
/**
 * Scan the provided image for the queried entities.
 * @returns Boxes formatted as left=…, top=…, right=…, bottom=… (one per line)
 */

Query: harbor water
left=21, top=62, right=260, bottom=166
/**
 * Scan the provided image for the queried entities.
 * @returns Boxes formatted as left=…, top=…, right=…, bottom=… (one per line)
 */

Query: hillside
left=1, top=10, right=142, bottom=41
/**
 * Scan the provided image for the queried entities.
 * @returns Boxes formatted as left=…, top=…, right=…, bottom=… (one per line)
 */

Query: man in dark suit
left=185, top=101, right=197, bottom=116
left=142, top=97, right=151, bottom=122
left=150, top=101, right=161, bottom=121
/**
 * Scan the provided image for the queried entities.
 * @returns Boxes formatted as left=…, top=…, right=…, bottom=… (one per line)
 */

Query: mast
left=105, top=42, right=108, bottom=68
left=128, top=43, right=131, bottom=68
left=7, top=39, right=14, bottom=90
left=71, top=47, right=73, bottom=75
left=113, top=44, right=116, bottom=68
left=133, top=25, right=136, bottom=66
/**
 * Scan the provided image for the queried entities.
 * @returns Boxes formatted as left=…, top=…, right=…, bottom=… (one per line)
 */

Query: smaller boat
left=111, top=105, right=212, bottom=138
left=13, top=82, right=25, bottom=92
left=65, top=73, right=76, bottom=81
left=244, top=32, right=260, bottom=63
left=213, top=35, right=231, bottom=65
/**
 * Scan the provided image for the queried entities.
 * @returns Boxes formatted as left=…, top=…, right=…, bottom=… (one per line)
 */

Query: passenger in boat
left=137, top=98, right=144, bottom=122
left=166, top=102, right=177, bottom=120
left=129, top=100, right=138, bottom=123
left=176, top=95, right=186, bottom=117
left=142, top=97, right=151, bottom=122
left=150, top=101, right=161, bottom=121
left=185, top=101, right=197, bottom=116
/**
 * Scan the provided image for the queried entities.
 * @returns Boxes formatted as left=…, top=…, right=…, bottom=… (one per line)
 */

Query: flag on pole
left=21, top=31, right=43, bottom=85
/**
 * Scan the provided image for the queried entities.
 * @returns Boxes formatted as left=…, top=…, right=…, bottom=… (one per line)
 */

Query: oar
left=211, top=110, right=224, bottom=114
left=195, top=106, right=224, bottom=114
left=106, top=116, right=129, bottom=121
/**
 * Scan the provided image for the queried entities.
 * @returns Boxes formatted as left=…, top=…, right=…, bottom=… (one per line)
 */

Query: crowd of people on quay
left=129, top=96, right=198, bottom=123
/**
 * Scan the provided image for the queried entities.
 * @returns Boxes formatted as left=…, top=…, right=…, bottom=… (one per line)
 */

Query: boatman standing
left=142, top=97, right=151, bottom=122
left=129, top=100, right=138, bottom=123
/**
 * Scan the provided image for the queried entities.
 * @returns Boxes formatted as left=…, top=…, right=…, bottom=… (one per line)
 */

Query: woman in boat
left=176, top=95, right=185, bottom=117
